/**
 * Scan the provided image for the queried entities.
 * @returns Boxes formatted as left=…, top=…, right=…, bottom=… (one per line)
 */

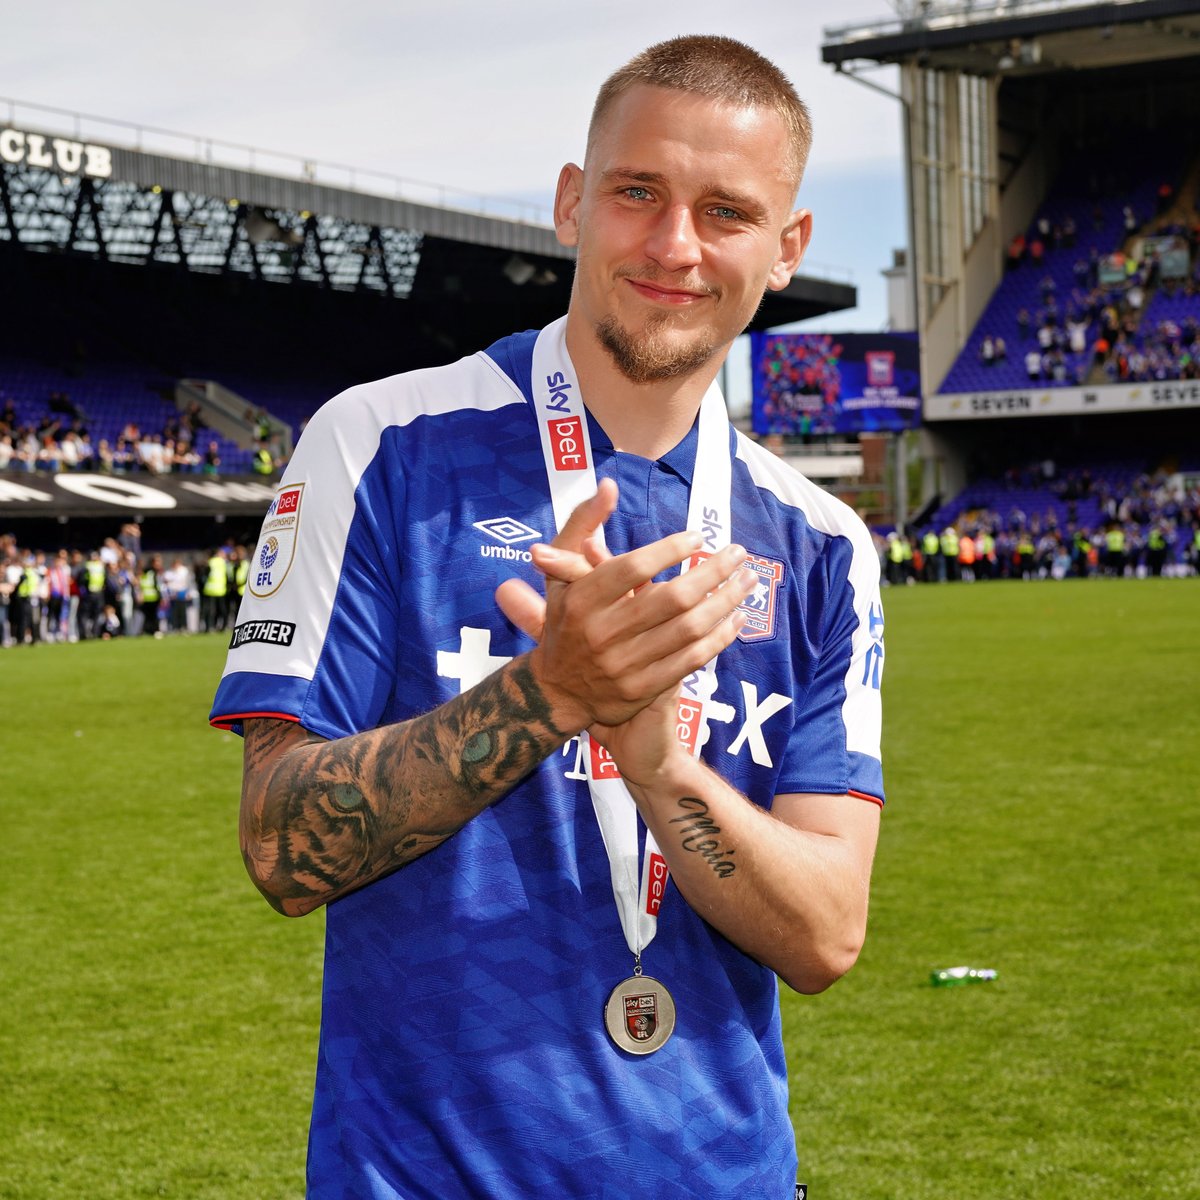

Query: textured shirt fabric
left=212, top=327, right=885, bottom=1200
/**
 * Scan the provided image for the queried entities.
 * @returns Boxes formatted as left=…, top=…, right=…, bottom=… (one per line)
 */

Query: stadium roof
left=0, top=101, right=855, bottom=331
left=822, top=0, right=1200, bottom=75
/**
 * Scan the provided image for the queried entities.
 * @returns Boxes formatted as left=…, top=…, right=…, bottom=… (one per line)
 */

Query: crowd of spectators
left=881, top=465, right=1200, bottom=584
left=0, top=524, right=255, bottom=646
left=978, top=200, right=1200, bottom=387
left=0, top=393, right=285, bottom=477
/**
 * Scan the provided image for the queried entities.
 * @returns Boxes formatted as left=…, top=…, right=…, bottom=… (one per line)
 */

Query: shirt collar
left=583, top=407, right=701, bottom=487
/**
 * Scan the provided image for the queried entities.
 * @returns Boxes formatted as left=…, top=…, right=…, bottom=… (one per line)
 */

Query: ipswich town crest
left=686, top=549, right=785, bottom=642
left=736, top=553, right=785, bottom=642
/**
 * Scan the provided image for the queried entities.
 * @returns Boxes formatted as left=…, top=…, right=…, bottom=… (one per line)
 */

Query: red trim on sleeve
left=210, top=711, right=302, bottom=730
left=848, top=789, right=885, bottom=808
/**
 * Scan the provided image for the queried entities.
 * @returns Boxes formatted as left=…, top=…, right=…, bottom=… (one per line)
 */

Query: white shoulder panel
left=220, top=352, right=527, bottom=687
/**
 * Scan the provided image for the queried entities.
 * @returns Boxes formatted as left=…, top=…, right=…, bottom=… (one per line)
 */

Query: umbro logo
left=473, top=516, right=541, bottom=545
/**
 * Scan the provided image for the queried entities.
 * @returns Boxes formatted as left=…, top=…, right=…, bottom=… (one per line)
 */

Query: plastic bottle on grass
left=930, top=966, right=997, bottom=987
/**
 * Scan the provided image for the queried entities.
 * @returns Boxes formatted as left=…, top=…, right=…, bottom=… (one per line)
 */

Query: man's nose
left=644, top=205, right=703, bottom=273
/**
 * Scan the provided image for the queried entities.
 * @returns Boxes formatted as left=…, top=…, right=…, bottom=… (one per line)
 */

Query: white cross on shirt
left=436, top=626, right=512, bottom=693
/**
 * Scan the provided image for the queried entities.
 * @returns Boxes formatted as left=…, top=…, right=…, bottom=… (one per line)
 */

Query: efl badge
left=249, top=482, right=304, bottom=598
left=736, top=553, right=785, bottom=642
left=624, top=992, right=659, bottom=1041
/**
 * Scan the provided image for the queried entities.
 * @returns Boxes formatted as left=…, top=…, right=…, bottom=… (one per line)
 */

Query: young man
left=212, top=35, right=884, bottom=1198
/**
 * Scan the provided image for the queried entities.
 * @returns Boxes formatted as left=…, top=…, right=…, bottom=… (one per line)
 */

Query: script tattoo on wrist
left=668, top=796, right=736, bottom=879
left=241, top=659, right=570, bottom=916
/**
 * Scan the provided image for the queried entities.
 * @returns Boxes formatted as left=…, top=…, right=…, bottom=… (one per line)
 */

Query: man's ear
left=766, top=209, right=814, bottom=292
left=554, top=163, right=584, bottom=248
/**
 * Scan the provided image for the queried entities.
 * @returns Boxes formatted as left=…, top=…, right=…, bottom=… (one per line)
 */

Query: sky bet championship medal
left=603, top=968, right=677, bottom=1056
left=532, top=317, right=734, bottom=1056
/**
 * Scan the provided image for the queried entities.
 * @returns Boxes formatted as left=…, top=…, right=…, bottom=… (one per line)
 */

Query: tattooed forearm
left=668, top=796, right=737, bottom=879
left=240, top=657, right=572, bottom=916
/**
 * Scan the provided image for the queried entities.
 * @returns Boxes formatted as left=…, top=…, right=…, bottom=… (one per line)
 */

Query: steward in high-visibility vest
left=201, top=553, right=228, bottom=633
left=253, top=445, right=274, bottom=476
left=85, top=556, right=105, bottom=593
left=11, top=563, right=40, bottom=644
left=922, top=530, right=940, bottom=582
left=1015, top=532, right=1035, bottom=577
left=1146, top=525, right=1167, bottom=577
left=940, top=527, right=960, bottom=581
left=140, top=557, right=163, bottom=636
left=1072, top=529, right=1091, bottom=576
left=235, top=556, right=250, bottom=596
left=885, top=533, right=905, bottom=586
left=203, top=554, right=227, bottom=597
left=77, top=553, right=105, bottom=640
left=978, top=531, right=996, bottom=579
left=1104, top=526, right=1126, bottom=576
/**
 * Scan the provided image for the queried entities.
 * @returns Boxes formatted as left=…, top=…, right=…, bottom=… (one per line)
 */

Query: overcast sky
left=2, top=0, right=907, bottom=331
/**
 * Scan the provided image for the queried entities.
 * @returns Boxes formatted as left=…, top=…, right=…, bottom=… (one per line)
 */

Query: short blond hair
left=588, top=35, right=813, bottom=191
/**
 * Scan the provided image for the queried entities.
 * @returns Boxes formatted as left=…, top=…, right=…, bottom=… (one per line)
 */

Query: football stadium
left=1, top=3, right=1197, bottom=1197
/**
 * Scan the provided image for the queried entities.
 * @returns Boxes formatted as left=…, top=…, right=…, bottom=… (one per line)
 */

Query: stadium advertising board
left=926, top=379, right=1200, bottom=420
left=750, top=332, right=920, bottom=436
left=0, top=127, right=113, bottom=178
left=0, top=473, right=276, bottom=517
left=1141, top=234, right=1190, bottom=281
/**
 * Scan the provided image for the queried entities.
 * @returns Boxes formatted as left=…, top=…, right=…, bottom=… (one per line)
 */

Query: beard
left=595, top=312, right=718, bottom=385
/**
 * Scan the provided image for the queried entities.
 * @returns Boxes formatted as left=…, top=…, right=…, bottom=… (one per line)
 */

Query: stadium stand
left=938, top=139, right=1198, bottom=395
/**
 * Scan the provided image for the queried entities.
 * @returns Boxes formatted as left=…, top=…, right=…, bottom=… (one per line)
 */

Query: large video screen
left=750, top=331, right=921, bottom=436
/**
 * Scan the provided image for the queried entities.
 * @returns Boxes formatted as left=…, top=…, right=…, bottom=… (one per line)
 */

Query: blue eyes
left=621, top=189, right=742, bottom=221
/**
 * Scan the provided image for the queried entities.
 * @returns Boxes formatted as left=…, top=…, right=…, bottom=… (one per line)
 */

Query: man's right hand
left=495, top=479, right=755, bottom=737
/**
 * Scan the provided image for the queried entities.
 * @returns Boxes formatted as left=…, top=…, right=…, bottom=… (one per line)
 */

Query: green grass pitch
left=0, top=578, right=1196, bottom=1198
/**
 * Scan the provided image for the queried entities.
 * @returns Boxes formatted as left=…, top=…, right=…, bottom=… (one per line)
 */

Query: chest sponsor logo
left=645, top=853, right=669, bottom=917
left=249, top=482, right=304, bottom=598
left=229, top=620, right=297, bottom=649
left=675, top=695, right=705, bottom=756
left=588, top=737, right=621, bottom=781
left=547, top=415, right=587, bottom=471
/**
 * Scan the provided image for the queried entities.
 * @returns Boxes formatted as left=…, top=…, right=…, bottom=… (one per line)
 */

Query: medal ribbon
left=531, top=316, right=733, bottom=961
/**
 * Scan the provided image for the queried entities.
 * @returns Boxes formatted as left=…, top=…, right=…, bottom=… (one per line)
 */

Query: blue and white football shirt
left=212, top=326, right=885, bottom=1200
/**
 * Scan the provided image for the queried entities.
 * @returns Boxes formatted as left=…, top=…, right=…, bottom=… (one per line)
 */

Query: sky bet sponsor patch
left=229, top=620, right=297, bottom=650
left=249, top=482, right=304, bottom=598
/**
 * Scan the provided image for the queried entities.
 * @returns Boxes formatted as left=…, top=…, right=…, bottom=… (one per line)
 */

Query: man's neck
left=564, top=314, right=725, bottom=461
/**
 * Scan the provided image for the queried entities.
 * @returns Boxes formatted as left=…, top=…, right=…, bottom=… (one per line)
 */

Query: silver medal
left=604, top=974, right=676, bottom=1055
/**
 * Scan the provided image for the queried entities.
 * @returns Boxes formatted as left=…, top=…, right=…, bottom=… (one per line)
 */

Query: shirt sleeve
left=773, top=526, right=885, bottom=805
left=209, top=386, right=404, bottom=740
